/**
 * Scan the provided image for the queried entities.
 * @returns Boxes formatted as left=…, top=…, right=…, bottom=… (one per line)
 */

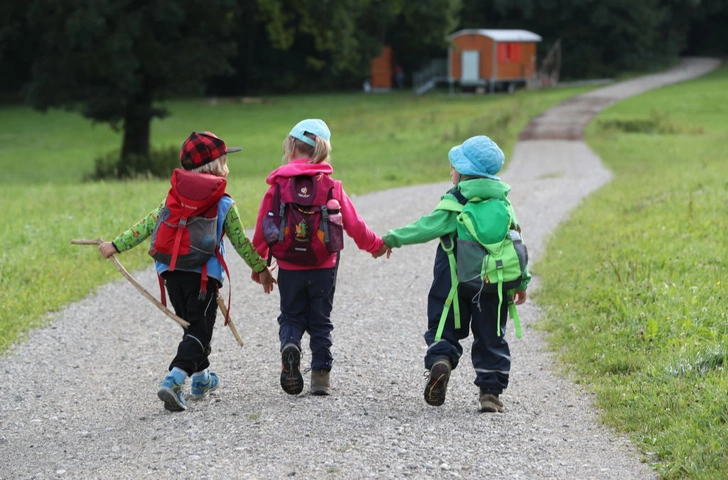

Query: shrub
left=86, top=146, right=179, bottom=181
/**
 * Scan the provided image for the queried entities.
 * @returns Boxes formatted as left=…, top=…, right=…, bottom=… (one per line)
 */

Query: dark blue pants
left=424, top=246, right=511, bottom=394
left=277, top=267, right=337, bottom=371
left=162, top=270, right=219, bottom=376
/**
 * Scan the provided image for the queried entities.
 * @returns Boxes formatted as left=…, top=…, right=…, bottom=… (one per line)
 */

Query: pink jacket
left=253, top=158, right=384, bottom=270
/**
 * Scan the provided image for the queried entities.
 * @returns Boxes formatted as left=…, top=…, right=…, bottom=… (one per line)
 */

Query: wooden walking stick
left=216, top=297, right=244, bottom=347
left=71, top=238, right=190, bottom=328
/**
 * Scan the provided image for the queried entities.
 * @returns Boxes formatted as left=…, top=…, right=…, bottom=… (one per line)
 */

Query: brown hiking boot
left=479, top=392, right=504, bottom=413
left=310, top=369, right=331, bottom=396
left=424, top=359, right=451, bottom=406
left=280, top=344, right=304, bottom=395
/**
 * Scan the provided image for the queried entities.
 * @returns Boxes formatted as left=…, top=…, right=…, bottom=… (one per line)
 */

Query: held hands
left=371, top=243, right=392, bottom=259
left=252, top=267, right=277, bottom=294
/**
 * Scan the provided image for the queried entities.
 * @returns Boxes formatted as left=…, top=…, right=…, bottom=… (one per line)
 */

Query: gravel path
left=0, top=57, right=719, bottom=480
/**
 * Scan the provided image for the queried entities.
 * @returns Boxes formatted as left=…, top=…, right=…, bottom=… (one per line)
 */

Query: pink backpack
left=262, top=173, right=344, bottom=266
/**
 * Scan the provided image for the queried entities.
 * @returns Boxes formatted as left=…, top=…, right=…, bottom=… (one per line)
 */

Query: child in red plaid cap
left=99, top=131, right=276, bottom=412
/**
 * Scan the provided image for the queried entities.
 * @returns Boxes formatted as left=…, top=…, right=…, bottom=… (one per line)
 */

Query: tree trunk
left=119, top=91, right=153, bottom=177
left=121, top=115, right=151, bottom=160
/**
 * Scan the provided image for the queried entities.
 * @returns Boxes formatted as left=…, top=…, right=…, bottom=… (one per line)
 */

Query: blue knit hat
left=289, top=119, right=331, bottom=147
left=448, top=135, right=504, bottom=180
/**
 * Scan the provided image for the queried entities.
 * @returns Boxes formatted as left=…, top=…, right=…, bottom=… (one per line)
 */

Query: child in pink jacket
left=252, top=119, right=387, bottom=396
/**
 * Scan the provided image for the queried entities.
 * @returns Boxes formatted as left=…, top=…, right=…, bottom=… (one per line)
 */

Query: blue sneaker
left=158, top=374, right=187, bottom=412
left=190, top=371, right=219, bottom=399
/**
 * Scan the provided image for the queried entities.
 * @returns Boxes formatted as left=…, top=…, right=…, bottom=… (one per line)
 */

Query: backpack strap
left=451, top=188, right=467, bottom=204
left=434, top=197, right=464, bottom=213
left=275, top=182, right=286, bottom=243
left=432, top=190, right=469, bottom=342
left=493, top=257, right=506, bottom=336
left=320, top=184, right=336, bottom=244
left=435, top=233, right=461, bottom=342
left=157, top=274, right=167, bottom=307
left=201, top=198, right=233, bottom=326
left=509, top=297, right=522, bottom=338
left=215, top=250, right=232, bottom=326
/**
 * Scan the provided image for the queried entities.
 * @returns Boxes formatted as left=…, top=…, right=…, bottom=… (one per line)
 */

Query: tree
left=246, top=0, right=460, bottom=91
left=25, top=0, right=239, bottom=174
left=0, top=0, right=37, bottom=96
left=388, top=0, right=462, bottom=74
left=250, top=0, right=401, bottom=90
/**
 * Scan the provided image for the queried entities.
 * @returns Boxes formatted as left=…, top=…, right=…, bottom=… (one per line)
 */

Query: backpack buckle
left=440, top=234, right=455, bottom=252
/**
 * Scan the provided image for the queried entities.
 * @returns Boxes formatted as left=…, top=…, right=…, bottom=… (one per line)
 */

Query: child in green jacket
left=383, top=135, right=530, bottom=413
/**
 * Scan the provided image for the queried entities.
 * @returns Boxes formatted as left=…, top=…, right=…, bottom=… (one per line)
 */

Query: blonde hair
left=282, top=135, right=331, bottom=164
left=191, top=155, right=229, bottom=177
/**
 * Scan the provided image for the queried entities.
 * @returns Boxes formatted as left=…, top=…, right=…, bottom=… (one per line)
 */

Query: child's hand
left=258, top=267, right=277, bottom=294
left=513, top=290, right=527, bottom=305
left=98, top=242, right=117, bottom=259
left=372, top=244, right=390, bottom=259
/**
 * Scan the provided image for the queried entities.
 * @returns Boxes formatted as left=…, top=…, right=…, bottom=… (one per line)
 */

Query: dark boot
left=424, top=359, right=451, bottom=406
left=280, top=344, right=304, bottom=395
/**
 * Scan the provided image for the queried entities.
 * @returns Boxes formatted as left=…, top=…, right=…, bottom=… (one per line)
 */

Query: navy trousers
left=162, top=270, right=219, bottom=376
left=277, top=267, right=337, bottom=371
left=424, top=246, right=511, bottom=394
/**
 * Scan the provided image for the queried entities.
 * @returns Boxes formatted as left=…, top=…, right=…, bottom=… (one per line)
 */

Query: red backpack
left=149, top=169, right=231, bottom=319
left=262, top=173, right=344, bottom=266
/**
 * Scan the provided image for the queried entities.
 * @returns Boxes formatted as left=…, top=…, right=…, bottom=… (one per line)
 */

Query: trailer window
left=498, top=43, right=521, bottom=62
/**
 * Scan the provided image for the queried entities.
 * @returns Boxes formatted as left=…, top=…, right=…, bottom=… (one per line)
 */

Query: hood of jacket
left=266, top=158, right=334, bottom=185
left=457, top=177, right=511, bottom=201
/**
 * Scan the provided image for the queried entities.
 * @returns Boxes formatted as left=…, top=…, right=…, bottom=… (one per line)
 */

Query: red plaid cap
left=180, top=131, right=242, bottom=170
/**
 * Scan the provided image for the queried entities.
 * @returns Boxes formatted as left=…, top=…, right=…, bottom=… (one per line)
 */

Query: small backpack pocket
left=456, top=239, right=488, bottom=289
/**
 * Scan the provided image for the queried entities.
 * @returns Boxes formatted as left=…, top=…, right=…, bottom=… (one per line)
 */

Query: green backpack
left=436, top=192, right=529, bottom=339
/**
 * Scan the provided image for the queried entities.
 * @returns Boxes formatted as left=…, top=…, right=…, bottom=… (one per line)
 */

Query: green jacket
left=383, top=178, right=530, bottom=291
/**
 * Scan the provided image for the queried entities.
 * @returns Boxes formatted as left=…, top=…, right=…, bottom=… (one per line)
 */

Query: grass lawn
left=537, top=63, right=728, bottom=479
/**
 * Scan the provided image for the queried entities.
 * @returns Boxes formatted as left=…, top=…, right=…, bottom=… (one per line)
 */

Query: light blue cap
left=448, top=135, right=504, bottom=180
left=289, top=119, right=331, bottom=147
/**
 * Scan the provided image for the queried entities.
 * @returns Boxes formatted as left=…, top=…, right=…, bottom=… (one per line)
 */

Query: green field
left=537, top=64, right=728, bottom=479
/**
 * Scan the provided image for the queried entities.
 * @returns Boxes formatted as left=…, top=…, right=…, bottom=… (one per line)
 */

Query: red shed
left=370, top=46, right=393, bottom=90
left=447, top=29, right=542, bottom=93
